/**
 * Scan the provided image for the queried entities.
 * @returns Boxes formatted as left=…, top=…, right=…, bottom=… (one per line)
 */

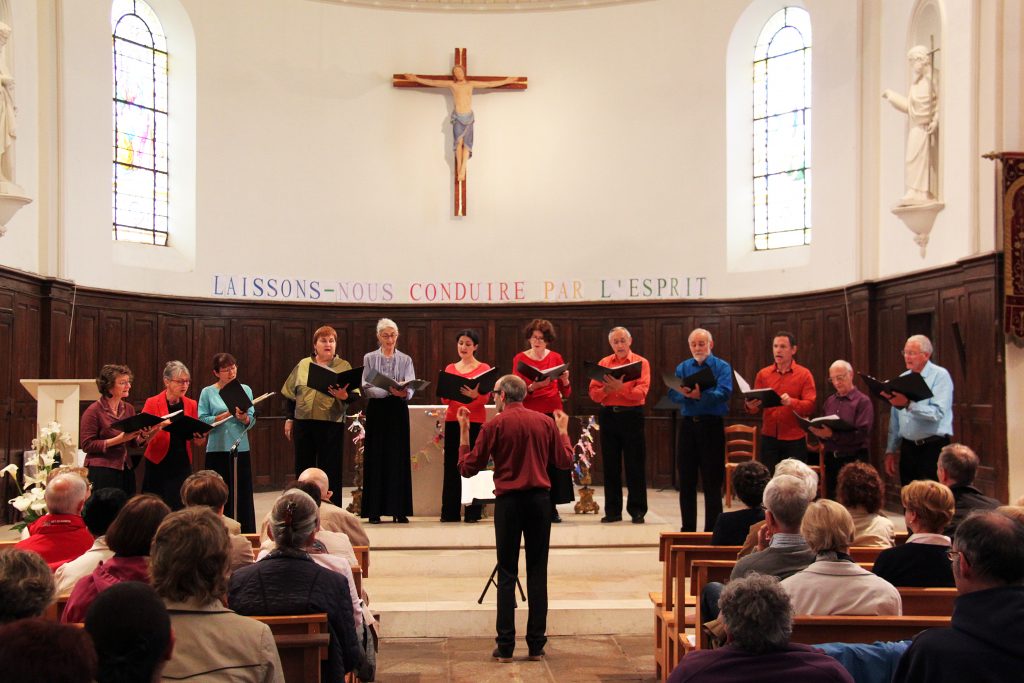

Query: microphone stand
left=229, top=435, right=243, bottom=522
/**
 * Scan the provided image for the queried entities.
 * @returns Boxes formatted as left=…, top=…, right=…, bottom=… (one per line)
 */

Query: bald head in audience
left=950, top=510, right=1024, bottom=593
left=298, top=467, right=332, bottom=503
left=45, top=472, right=90, bottom=516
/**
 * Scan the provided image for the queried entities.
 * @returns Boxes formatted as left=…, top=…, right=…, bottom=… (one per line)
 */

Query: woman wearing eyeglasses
left=141, top=361, right=205, bottom=510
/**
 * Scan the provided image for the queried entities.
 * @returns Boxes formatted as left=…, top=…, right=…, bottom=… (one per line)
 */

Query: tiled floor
left=375, top=634, right=656, bottom=682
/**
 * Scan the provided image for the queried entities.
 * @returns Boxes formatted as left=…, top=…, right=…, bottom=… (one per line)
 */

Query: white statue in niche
left=883, top=45, right=938, bottom=205
left=0, top=20, right=32, bottom=237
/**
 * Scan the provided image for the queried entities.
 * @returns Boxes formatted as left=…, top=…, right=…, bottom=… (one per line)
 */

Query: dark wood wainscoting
left=0, top=253, right=1008, bottom=511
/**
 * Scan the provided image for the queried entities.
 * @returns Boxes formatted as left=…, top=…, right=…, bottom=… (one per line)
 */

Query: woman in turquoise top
left=198, top=352, right=256, bottom=532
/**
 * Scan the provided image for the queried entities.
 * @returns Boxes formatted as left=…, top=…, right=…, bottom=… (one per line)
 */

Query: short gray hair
left=829, top=359, right=853, bottom=375
left=608, top=326, right=631, bottom=340
left=44, top=473, right=89, bottom=515
left=906, top=334, right=933, bottom=356
left=719, top=573, right=793, bottom=653
left=762, top=475, right=810, bottom=531
left=0, top=548, right=55, bottom=623
left=162, top=360, right=190, bottom=382
left=270, top=489, right=319, bottom=550
left=494, top=374, right=527, bottom=403
left=376, top=318, right=398, bottom=335
left=773, top=458, right=818, bottom=501
left=938, top=443, right=979, bottom=485
left=688, top=328, right=713, bottom=344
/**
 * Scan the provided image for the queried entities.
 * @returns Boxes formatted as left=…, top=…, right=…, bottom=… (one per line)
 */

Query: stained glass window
left=753, top=7, right=811, bottom=251
left=112, top=0, right=168, bottom=245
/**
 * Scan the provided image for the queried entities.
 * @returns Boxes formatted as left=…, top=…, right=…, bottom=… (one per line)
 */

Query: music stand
left=478, top=563, right=526, bottom=604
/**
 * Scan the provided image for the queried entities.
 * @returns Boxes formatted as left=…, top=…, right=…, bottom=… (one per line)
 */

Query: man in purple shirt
left=457, top=374, right=573, bottom=663
left=808, top=360, right=874, bottom=499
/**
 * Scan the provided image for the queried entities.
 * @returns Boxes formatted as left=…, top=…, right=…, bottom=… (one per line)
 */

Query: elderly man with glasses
left=808, top=360, right=874, bottom=499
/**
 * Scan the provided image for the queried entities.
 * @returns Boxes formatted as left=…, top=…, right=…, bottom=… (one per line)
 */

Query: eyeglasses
left=379, top=332, right=398, bottom=340
left=947, top=550, right=962, bottom=563
left=169, top=378, right=191, bottom=385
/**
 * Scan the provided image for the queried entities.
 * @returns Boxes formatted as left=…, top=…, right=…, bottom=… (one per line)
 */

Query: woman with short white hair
left=361, top=318, right=417, bottom=524
left=142, top=360, right=205, bottom=510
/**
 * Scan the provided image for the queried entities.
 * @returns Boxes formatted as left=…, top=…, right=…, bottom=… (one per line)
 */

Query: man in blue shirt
left=883, top=334, right=954, bottom=485
left=669, top=328, right=733, bottom=532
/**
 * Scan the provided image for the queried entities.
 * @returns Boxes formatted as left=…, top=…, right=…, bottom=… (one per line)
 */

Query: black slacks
left=824, top=448, right=869, bottom=500
left=677, top=415, right=725, bottom=532
left=760, top=435, right=808, bottom=473
left=293, top=419, right=346, bottom=506
left=598, top=407, right=647, bottom=519
left=899, top=436, right=949, bottom=485
left=441, top=421, right=482, bottom=521
left=494, top=488, right=551, bottom=654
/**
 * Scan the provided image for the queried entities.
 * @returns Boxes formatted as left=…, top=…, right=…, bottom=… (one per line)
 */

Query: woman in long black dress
left=361, top=318, right=416, bottom=524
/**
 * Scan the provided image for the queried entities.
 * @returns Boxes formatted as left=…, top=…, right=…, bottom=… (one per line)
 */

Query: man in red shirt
left=587, top=326, right=651, bottom=524
left=16, top=472, right=94, bottom=570
left=458, top=374, right=573, bottom=663
left=744, top=331, right=817, bottom=472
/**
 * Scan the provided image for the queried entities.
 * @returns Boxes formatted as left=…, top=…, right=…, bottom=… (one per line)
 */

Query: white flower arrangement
left=3, top=422, right=84, bottom=531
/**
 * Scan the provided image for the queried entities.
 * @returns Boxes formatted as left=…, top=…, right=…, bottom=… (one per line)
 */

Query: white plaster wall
left=0, top=0, right=40, bottom=274
left=50, top=0, right=867, bottom=303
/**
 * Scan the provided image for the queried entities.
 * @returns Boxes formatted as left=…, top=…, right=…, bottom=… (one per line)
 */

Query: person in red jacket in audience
left=16, top=472, right=93, bottom=570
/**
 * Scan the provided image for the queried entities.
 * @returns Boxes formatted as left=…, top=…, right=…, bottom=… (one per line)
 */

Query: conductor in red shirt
left=458, top=374, right=573, bottom=663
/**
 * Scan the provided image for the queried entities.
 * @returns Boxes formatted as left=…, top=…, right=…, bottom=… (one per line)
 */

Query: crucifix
left=394, top=48, right=527, bottom=216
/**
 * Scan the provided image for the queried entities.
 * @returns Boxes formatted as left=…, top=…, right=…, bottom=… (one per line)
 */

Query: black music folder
left=733, top=371, right=782, bottom=408
left=219, top=379, right=253, bottom=414
left=437, top=367, right=500, bottom=403
left=365, top=368, right=430, bottom=392
left=162, top=414, right=215, bottom=437
left=662, top=365, right=718, bottom=393
left=583, top=360, right=643, bottom=384
left=859, top=372, right=934, bottom=403
left=307, top=364, right=364, bottom=397
left=515, top=360, right=568, bottom=383
left=794, top=413, right=855, bottom=432
left=111, top=409, right=181, bottom=433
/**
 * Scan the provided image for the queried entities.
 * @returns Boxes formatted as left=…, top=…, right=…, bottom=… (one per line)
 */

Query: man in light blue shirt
left=883, top=334, right=954, bottom=485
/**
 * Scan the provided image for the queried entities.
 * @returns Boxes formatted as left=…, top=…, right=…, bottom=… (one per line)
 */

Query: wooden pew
left=652, top=532, right=712, bottom=680
left=789, top=614, right=950, bottom=644
left=250, top=613, right=329, bottom=683
left=897, top=587, right=957, bottom=616
left=244, top=533, right=260, bottom=550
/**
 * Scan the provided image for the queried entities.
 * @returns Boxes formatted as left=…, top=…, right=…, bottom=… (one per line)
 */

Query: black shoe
left=440, top=517, right=460, bottom=523
left=492, top=647, right=513, bottom=663
left=528, top=649, right=545, bottom=661
left=394, top=515, right=409, bottom=524
left=600, top=516, right=622, bottom=523
left=551, top=512, right=563, bottom=523
left=463, top=517, right=479, bottom=523
left=631, top=516, right=645, bottom=524
left=369, top=517, right=381, bottom=524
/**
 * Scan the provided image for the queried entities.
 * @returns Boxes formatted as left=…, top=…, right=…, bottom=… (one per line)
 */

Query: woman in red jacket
left=141, top=361, right=205, bottom=510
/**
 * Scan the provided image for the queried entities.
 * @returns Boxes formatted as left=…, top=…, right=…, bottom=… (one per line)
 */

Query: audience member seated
left=256, top=480, right=367, bottom=630
left=258, top=467, right=370, bottom=547
left=669, top=573, right=854, bottom=683
left=180, top=470, right=254, bottom=572
left=781, top=499, right=901, bottom=615
left=152, top=506, right=283, bottom=682
left=701, top=474, right=816, bottom=629
left=85, top=581, right=173, bottom=683
left=937, top=444, right=1000, bottom=536
left=872, top=480, right=955, bottom=587
left=15, top=472, right=93, bottom=570
left=54, top=487, right=128, bottom=596
left=0, top=618, right=97, bottom=683
left=0, top=547, right=55, bottom=623
left=62, top=494, right=171, bottom=623
left=996, top=504, right=1024, bottom=524
left=712, top=461, right=770, bottom=546
left=836, top=461, right=895, bottom=547
left=738, top=458, right=819, bottom=557
left=816, top=641, right=911, bottom=683
left=231, top=489, right=370, bottom=681
left=893, top=511, right=1024, bottom=683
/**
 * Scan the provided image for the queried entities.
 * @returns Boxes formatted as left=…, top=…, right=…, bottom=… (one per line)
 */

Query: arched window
left=112, top=0, right=168, bottom=245
left=753, top=7, right=811, bottom=250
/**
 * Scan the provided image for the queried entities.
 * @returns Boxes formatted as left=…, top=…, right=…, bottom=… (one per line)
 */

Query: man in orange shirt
left=588, top=327, right=651, bottom=524
left=744, top=331, right=817, bottom=472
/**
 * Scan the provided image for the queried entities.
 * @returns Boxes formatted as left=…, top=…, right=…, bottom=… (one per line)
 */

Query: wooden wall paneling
left=230, top=318, right=272, bottom=486
left=125, top=313, right=160, bottom=400
left=195, top=318, right=230, bottom=385
left=98, top=310, right=127, bottom=369
left=0, top=302, right=13, bottom=469
left=72, top=308, right=99, bottom=381
left=400, top=321, right=429, bottom=404
left=43, top=283, right=75, bottom=379
left=269, top=320, right=312, bottom=486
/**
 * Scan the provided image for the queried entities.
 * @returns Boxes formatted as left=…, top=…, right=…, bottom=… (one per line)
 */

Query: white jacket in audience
left=781, top=559, right=902, bottom=615
left=53, top=536, right=113, bottom=596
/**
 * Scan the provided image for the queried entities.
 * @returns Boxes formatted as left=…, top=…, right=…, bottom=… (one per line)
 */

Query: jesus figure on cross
left=403, top=65, right=520, bottom=182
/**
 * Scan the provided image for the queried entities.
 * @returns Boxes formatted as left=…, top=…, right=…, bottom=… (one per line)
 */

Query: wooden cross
left=394, top=48, right=527, bottom=217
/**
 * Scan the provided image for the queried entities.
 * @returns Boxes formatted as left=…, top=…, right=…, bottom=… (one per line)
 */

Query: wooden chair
left=723, top=425, right=758, bottom=508
left=804, top=434, right=826, bottom=499
left=251, top=613, right=329, bottom=683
